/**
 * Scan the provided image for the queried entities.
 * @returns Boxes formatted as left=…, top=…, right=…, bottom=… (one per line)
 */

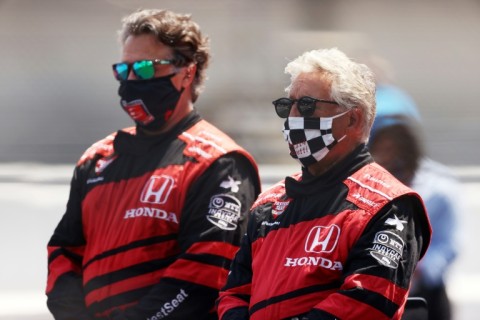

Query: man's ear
left=181, top=64, right=197, bottom=88
left=347, top=107, right=364, bottom=134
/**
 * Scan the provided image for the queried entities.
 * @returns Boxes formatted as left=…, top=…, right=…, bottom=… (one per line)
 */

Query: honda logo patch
left=305, top=225, right=341, bottom=253
left=140, top=175, right=175, bottom=204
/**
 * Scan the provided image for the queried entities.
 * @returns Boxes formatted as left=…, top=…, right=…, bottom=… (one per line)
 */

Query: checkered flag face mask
left=282, top=111, right=349, bottom=167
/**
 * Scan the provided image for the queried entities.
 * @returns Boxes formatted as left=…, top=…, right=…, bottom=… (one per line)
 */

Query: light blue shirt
left=411, top=158, right=460, bottom=287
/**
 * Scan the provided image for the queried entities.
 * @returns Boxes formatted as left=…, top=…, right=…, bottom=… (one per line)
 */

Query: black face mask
left=118, top=73, right=183, bottom=131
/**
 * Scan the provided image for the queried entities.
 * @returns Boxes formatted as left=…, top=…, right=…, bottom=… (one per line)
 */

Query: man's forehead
left=290, top=72, right=331, bottom=95
left=121, top=34, right=174, bottom=60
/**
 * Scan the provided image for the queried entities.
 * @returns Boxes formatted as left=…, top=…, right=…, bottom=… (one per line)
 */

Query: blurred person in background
left=217, top=48, right=431, bottom=320
left=46, top=8, right=260, bottom=320
left=369, top=85, right=460, bottom=320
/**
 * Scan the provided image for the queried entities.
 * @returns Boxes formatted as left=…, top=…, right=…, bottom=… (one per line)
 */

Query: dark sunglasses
left=112, top=59, right=176, bottom=81
left=272, top=96, right=339, bottom=118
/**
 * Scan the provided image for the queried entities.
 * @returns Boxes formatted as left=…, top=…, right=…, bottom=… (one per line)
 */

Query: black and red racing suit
left=46, top=111, right=261, bottom=319
left=217, top=145, right=431, bottom=320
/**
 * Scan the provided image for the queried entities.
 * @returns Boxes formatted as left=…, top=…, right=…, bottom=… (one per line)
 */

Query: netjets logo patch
left=206, top=194, right=241, bottom=230
left=369, top=230, right=404, bottom=269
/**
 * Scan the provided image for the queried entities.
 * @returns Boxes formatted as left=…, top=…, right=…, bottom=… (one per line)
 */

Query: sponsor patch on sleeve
left=369, top=230, right=404, bottom=269
left=206, top=194, right=242, bottom=230
left=219, top=175, right=241, bottom=192
left=384, top=214, right=408, bottom=231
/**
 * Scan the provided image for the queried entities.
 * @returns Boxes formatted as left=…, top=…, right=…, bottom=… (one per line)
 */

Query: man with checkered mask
left=217, top=48, right=432, bottom=320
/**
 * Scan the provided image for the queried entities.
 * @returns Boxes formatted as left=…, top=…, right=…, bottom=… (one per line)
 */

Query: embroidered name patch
left=272, top=200, right=290, bottom=217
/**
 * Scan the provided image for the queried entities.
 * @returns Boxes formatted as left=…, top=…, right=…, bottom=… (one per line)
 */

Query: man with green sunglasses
left=46, top=8, right=261, bottom=320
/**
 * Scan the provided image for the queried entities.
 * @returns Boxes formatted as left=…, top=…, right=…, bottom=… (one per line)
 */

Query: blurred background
left=0, top=0, right=479, bottom=319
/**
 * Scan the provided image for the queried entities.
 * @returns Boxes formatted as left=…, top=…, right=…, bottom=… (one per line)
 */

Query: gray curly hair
left=285, top=48, right=376, bottom=141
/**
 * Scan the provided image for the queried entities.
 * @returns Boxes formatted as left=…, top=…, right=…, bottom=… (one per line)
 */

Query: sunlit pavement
left=1, top=163, right=479, bottom=319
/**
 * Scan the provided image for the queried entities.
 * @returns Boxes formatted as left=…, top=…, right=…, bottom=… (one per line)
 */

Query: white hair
left=285, top=48, right=376, bottom=141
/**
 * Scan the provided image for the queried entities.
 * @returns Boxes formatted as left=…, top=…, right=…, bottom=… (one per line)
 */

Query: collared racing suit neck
left=114, top=110, right=201, bottom=156
left=286, top=143, right=373, bottom=197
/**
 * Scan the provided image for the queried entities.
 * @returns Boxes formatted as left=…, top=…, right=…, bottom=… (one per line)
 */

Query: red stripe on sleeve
left=85, top=269, right=165, bottom=306
left=220, top=282, right=251, bottom=297
left=318, top=292, right=392, bottom=320
left=186, top=241, right=239, bottom=259
left=93, top=301, right=137, bottom=318
left=344, top=273, right=408, bottom=306
left=82, top=240, right=178, bottom=283
left=163, top=259, right=229, bottom=289
left=46, top=247, right=83, bottom=294
left=217, top=284, right=251, bottom=320
left=249, top=289, right=333, bottom=320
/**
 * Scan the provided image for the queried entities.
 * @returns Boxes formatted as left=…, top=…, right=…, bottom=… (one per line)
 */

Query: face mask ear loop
left=332, top=109, right=352, bottom=143
left=331, top=109, right=351, bottom=120
left=337, top=134, right=347, bottom=143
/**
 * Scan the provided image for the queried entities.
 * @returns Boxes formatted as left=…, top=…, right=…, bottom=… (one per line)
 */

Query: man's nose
left=289, top=103, right=301, bottom=117
left=127, top=69, right=138, bottom=80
